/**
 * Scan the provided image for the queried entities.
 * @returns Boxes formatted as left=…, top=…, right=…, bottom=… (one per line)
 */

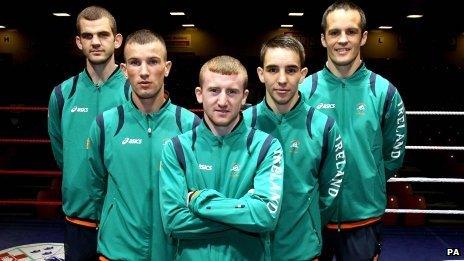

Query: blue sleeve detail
left=306, top=107, right=316, bottom=139
left=96, top=114, right=105, bottom=160
left=257, top=134, right=274, bottom=168
left=114, top=105, right=125, bottom=136
left=172, top=136, right=186, bottom=172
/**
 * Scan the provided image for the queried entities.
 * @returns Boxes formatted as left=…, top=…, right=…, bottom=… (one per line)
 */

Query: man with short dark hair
left=47, top=6, right=129, bottom=260
left=300, top=1, right=407, bottom=260
left=88, top=29, right=199, bottom=260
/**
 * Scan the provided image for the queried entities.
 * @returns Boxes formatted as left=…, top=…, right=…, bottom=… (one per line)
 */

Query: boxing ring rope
left=0, top=200, right=61, bottom=206
left=0, top=106, right=48, bottom=112
left=406, top=146, right=464, bottom=151
left=406, top=111, right=464, bottom=116
left=0, top=107, right=463, bottom=215
left=0, top=169, right=60, bottom=177
left=388, top=177, right=464, bottom=183
left=0, top=138, right=50, bottom=144
left=385, top=209, right=464, bottom=214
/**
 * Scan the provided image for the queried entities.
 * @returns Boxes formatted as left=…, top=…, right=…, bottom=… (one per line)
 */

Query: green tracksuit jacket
left=299, top=64, right=407, bottom=222
left=243, top=97, right=345, bottom=260
left=87, top=98, right=199, bottom=260
left=159, top=119, right=284, bottom=261
left=47, top=67, right=130, bottom=220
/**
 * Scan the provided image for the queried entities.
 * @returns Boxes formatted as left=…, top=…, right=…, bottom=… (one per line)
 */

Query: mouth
left=275, top=89, right=290, bottom=94
left=335, top=48, right=350, bottom=54
left=138, top=81, right=151, bottom=87
left=215, top=109, right=230, bottom=114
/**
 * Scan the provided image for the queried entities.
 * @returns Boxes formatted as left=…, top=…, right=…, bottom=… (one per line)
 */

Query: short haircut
left=124, top=29, right=167, bottom=61
left=76, top=5, right=117, bottom=35
left=321, top=1, right=367, bottom=34
left=260, top=35, right=305, bottom=67
left=199, top=55, right=248, bottom=89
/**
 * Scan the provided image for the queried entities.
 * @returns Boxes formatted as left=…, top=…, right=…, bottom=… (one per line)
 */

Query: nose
left=90, top=35, right=101, bottom=46
left=140, top=62, right=149, bottom=78
left=217, top=91, right=228, bottom=107
left=338, top=32, right=348, bottom=44
left=277, top=71, right=287, bottom=85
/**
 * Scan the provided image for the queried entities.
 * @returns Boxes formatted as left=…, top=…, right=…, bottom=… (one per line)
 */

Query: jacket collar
left=322, top=62, right=369, bottom=84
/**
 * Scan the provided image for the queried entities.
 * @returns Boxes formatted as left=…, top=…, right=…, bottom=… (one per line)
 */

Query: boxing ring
left=0, top=106, right=463, bottom=218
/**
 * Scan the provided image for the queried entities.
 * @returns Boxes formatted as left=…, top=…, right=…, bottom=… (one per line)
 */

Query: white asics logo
left=316, top=103, right=335, bottom=109
left=70, top=106, right=88, bottom=113
left=121, top=138, right=142, bottom=145
left=199, top=164, right=213, bottom=171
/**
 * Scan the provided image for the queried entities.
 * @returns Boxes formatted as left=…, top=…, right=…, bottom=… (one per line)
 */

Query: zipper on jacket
left=216, top=138, right=223, bottom=187
left=147, top=115, right=153, bottom=259
left=96, top=85, right=101, bottom=120
left=147, top=115, right=153, bottom=137
left=338, top=79, right=346, bottom=232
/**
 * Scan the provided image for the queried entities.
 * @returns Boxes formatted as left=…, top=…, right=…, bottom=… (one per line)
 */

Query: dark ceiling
left=1, top=0, right=462, bottom=39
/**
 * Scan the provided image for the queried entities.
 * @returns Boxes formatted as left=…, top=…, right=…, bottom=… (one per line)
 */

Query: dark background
left=0, top=0, right=463, bottom=225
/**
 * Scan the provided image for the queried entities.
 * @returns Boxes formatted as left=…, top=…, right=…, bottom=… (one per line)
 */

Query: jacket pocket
left=306, top=196, right=321, bottom=246
left=98, top=203, right=114, bottom=240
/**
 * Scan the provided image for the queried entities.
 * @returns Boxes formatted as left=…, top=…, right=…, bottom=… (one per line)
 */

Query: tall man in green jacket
left=159, top=55, right=284, bottom=260
left=47, top=6, right=129, bottom=260
left=299, top=1, right=407, bottom=260
left=87, top=29, right=199, bottom=260
left=243, top=35, right=345, bottom=260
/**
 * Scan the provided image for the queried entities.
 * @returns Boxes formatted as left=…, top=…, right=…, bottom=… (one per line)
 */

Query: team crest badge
left=290, top=140, right=300, bottom=153
left=356, top=103, right=366, bottom=115
left=230, top=163, right=240, bottom=177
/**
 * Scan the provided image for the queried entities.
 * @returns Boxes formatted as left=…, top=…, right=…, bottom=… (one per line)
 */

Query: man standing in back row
left=47, top=6, right=129, bottom=260
left=243, top=35, right=345, bottom=260
left=299, top=1, right=407, bottom=260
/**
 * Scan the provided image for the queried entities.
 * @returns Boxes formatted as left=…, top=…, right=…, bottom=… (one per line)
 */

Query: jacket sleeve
left=189, top=138, right=284, bottom=233
left=87, top=117, right=108, bottom=221
left=318, top=122, right=345, bottom=225
left=382, top=90, right=407, bottom=179
left=47, top=89, right=63, bottom=169
left=159, top=140, right=231, bottom=239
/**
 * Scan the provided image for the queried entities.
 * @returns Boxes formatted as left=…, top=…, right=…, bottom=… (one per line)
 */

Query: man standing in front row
left=159, top=55, right=284, bottom=260
left=87, top=29, right=199, bottom=260
left=300, top=1, right=407, bottom=260
left=47, top=6, right=129, bottom=260
left=243, top=35, right=345, bottom=260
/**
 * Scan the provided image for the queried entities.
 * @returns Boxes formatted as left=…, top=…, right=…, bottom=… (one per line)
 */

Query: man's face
left=196, top=70, right=248, bottom=128
left=121, top=41, right=171, bottom=102
left=257, top=47, right=307, bottom=109
left=321, top=9, right=367, bottom=67
left=76, top=17, right=122, bottom=65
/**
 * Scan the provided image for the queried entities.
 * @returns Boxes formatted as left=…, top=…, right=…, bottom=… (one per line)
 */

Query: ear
left=195, top=86, right=203, bottom=104
left=114, top=33, right=123, bottom=49
left=360, top=30, right=368, bottom=47
left=321, top=33, right=327, bottom=48
left=257, top=67, right=265, bottom=83
left=299, top=67, right=308, bottom=84
left=75, top=36, right=83, bottom=50
left=120, top=63, right=128, bottom=78
left=241, top=89, right=249, bottom=105
left=164, top=61, right=172, bottom=77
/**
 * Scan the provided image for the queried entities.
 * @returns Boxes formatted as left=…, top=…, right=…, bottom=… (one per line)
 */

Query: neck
left=132, top=89, right=166, bottom=114
left=86, top=56, right=117, bottom=86
left=204, top=115, right=240, bottom=137
left=326, top=57, right=362, bottom=78
left=266, top=92, right=299, bottom=114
